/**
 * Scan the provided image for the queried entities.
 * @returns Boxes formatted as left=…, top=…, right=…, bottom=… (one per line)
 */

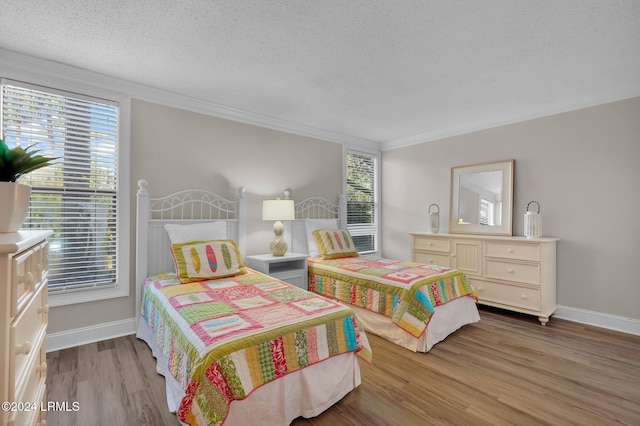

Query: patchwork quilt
left=141, top=269, right=371, bottom=426
left=308, top=255, right=477, bottom=338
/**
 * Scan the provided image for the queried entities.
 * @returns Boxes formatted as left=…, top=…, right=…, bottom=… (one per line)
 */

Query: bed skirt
left=136, top=318, right=361, bottom=425
left=349, top=296, right=480, bottom=352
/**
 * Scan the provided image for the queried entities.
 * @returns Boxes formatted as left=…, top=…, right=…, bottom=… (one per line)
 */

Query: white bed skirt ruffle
left=136, top=318, right=362, bottom=425
left=349, top=296, right=480, bottom=352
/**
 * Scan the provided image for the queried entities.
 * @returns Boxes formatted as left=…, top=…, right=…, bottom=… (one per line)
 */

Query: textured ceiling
left=1, top=1, right=639, bottom=149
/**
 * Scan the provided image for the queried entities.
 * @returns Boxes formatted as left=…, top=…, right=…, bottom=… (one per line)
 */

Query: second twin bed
left=290, top=195, right=480, bottom=353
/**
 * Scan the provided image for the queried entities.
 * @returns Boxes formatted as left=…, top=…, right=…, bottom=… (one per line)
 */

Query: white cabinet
left=411, top=233, right=558, bottom=325
left=1, top=230, right=52, bottom=426
left=245, top=253, right=309, bottom=290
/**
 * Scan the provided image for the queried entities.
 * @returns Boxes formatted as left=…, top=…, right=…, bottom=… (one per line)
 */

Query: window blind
left=346, top=150, right=377, bottom=253
left=1, top=81, right=119, bottom=292
left=480, top=199, right=490, bottom=225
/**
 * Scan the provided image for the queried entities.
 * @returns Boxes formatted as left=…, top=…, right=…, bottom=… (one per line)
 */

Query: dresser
left=1, top=230, right=52, bottom=426
left=410, top=232, right=558, bottom=325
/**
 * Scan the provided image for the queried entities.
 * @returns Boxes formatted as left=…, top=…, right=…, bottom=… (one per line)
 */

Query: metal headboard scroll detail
left=287, top=193, right=346, bottom=255
left=294, top=196, right=340, bottom=220
left=149, top=188, right=241, bottom=221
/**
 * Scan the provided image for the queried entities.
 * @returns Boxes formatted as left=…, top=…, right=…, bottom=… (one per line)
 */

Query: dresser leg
left=539, top=316, right=549, bottom=326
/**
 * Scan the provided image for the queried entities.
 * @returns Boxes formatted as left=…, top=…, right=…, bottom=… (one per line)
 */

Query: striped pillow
left=170, top=239, right=245, bottom=283
left=312, top=229, right=359, bottom=259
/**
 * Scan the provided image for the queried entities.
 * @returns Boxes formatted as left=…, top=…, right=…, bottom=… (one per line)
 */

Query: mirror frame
left=449, top=159, right=514, bottom=236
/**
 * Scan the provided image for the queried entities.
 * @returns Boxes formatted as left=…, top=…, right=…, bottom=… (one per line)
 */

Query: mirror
left=449, top=160, right=514, bottom=235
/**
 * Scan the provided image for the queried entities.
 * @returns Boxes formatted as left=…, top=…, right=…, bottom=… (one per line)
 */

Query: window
left=480, top=198, right=493, bottom=226
left=345, top=149, right=379, bottom=253
left=1, top=79, right=129, bottom=305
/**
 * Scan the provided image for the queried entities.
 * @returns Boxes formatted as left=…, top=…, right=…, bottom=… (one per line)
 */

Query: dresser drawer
left=10, top=283, right=48, bottom=392
left=485, top=241, right=539, bottom=262
left=485, top=260, right=540, bottom=285
left=7, top=337, right=47, bottom=426
left=473, top=279, right=540, bottom=311
left=413, top=236, right=450, bottom=253
left=11, top=241, right=48, bottom=318
left=414, top=251, right=451, bottom=267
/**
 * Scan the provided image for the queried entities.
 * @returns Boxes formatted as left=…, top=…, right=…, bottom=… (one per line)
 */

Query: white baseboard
left=555, top=305, right=640, bottom=336
left=46, top=317, right=137, bottom=352
left=45, top=306, right=640, bottom=352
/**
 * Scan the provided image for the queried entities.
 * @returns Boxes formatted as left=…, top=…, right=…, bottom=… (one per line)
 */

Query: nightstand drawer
left=485, top=241, right=539, bottom=261
left=473, top=279, right=540, bottom=311
left=413, top=251, right=451, bottom=267
left=10, top=283, right=48, bottom=392
left=413, top=236, right=450, bottom=253
left=485, top=260, right=540, bottom=285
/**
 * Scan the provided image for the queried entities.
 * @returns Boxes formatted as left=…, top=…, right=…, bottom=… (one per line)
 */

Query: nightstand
left=245, top=253, right=309, bottom=290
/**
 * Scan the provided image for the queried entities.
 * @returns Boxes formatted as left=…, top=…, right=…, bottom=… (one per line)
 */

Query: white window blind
left=1, top=81, right=119, bottom=292
left=480, top=198, right=495, bottom=226
left=346, top=150, right=378, bottom=253
left=480, top=199, right=490, bottom=225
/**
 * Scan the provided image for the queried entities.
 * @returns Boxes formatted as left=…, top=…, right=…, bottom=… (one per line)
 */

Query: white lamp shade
left=262, top=199, right=295, bottom=221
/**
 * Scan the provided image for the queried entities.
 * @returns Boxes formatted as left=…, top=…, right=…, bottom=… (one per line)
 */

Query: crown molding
left=9, top=48, right=635, bottom=155
left=0, top=48, right=379, bottom=150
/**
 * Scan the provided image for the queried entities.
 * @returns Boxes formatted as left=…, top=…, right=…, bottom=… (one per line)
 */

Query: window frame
left=1, top=77, right=131, bottom=307
left=342, top=145, right=381, bottom=255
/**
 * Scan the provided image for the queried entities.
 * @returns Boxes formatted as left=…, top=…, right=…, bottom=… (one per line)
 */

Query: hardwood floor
left=45, top=307, right=640, bottom=425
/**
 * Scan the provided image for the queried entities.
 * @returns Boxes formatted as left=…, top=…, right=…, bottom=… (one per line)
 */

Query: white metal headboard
left=289, top=194, right=346, bottom=255
left=135, top=179, right=246, bottom=319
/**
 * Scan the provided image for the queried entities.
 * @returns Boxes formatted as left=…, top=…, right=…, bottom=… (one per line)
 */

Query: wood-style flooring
left=45, top=307, right=640, bottom=425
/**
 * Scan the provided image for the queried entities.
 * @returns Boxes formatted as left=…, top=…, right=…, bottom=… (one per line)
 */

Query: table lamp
left=262, top=198, right=295, bottom=256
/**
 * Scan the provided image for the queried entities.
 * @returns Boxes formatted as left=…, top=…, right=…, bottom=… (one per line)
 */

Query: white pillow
left=304, top=218, right=338, bottom=257
left=164, top=221, right=227, bottom=244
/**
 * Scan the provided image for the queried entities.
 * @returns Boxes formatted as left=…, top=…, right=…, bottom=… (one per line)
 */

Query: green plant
left=0, top=139, right=57, bottom=182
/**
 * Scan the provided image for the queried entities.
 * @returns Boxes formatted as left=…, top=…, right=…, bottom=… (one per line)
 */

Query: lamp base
left=270, top=237, right=288, bottom=256
left=270, top=220, right=288, bottom=256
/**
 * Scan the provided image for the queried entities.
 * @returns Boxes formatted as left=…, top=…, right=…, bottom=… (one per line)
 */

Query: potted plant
left=0, top=138, right=56, bottom=232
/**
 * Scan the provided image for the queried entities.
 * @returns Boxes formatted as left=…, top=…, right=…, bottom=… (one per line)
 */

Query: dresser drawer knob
left=36, top=362, right=47, bottom=374
left=521, top=294, right=528, bottom=299
left=38, top=305, right=50, bottom=315
left=20, top=271, right=35, bottom=287
left=477, top=286, right=484, bottom=291
left=15, top=341, right=31, bottom=355
left=507, top=248, right=514, bottom=253
left=507, top=268, right=514, bottom=273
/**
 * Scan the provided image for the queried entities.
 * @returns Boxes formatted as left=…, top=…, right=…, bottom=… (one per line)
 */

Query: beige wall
left=381, top=96, right=640, bottom=321
left=49, top=96, right=640, bottom=335
left=48, top=99, right=343, bottom=333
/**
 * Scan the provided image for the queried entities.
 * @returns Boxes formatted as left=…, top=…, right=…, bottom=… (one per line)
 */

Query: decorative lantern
left=524, top=201, right=542, bottom=238
left=428, top=204, right=440, bottom=234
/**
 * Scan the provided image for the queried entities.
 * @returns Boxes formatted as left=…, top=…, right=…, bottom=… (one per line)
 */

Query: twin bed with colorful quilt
left=140, top=266, right=370, bottom=425
left=308, top=255, right=477, bottom=338
left=292, top=204, right=481, bottom=353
